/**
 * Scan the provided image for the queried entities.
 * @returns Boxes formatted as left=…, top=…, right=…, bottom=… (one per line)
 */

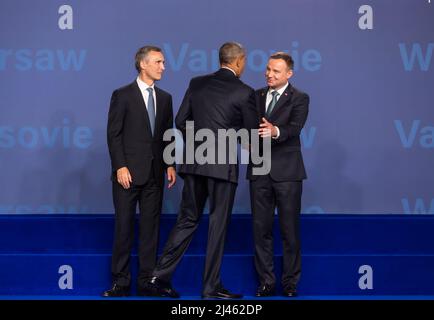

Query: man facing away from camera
left=144, top=42, right=258, bottom=299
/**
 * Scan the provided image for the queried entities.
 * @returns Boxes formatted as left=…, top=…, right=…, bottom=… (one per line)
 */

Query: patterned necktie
left=266, top=90, right=279, bottom=116
left=146, top=87, right=155, bottom=136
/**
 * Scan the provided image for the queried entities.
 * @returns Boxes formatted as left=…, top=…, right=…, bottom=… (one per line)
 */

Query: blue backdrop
left=1, top=0, right=433, bottom=214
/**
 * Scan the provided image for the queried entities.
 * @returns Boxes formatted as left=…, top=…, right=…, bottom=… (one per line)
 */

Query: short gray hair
left=135, top=45, right=162, bottom=73
left=219, top=42, right=246, bottom=65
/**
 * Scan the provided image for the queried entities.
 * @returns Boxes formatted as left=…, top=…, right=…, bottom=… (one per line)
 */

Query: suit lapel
left=268, top=85, right=293, bottom=119
left=154, top=87, right=165, bottom=136
left=131, top=81, right=153, bottom=138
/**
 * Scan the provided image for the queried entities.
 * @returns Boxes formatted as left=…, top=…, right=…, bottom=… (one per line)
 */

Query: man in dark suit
left=146, top=42, right=257, bottom=299
left=248, top=52, right=309, bottom=298
left=103, top=45, right=176, bottom=297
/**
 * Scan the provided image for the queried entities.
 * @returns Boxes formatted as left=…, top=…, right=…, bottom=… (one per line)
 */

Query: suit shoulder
left=291, top=85, right=309, bottom=99
left=112, top=82, right=134, bottom=97
left=155, top=86, right=172, bottom=99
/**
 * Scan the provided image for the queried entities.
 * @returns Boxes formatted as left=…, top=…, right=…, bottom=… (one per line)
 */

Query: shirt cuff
left=272, top=126, right=280, bottom=139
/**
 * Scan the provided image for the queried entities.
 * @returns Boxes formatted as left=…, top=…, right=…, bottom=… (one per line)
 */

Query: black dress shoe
left=282, top=287, right=297, bottom=297
left=145, top=277, right=180, bottom=298
left=101, top=284, right=130, bottom=297
left=202, top=288, right=243, bottom=299
left=255, top=284, right=275, bottom=297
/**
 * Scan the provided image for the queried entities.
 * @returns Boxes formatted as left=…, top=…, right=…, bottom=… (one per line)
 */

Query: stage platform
left=1, top=214, right=433, bottom=298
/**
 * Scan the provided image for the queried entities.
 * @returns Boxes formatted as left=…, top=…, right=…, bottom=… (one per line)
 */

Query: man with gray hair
left=145, top=42, right=258, bottom=299
left=104, top=45, right=176, bottom=297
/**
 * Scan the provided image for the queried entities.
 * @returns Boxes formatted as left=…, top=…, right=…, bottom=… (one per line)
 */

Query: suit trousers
left=250, top=175, right=302, bottom=290
left=111, top=167, right=162, bottom=287
left=153, top=174, right=237, bottom=295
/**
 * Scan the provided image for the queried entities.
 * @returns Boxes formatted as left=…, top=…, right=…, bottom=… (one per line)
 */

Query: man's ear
left=287, top=69, right=294, bottom=79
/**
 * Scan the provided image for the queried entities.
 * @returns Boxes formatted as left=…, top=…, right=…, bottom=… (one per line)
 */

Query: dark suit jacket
left=107, top=80, right=174, bottom=186
left=175, top=68, right=257, bottom=184
left=247, top=83, right=309, bottom=181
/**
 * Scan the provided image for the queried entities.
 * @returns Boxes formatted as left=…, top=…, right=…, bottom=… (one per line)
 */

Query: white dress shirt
left=136, top=76, right=157, bottom=115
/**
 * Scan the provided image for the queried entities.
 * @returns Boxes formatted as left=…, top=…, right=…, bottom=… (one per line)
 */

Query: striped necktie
left=266, top=90, right=279, bottom=116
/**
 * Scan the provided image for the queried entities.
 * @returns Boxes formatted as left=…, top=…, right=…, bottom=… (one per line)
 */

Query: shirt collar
left=221, top=66, right=237, bottom=76
left=268, top=82, right=289, bottom=96
left=136, top=76, right=155, bottom=92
